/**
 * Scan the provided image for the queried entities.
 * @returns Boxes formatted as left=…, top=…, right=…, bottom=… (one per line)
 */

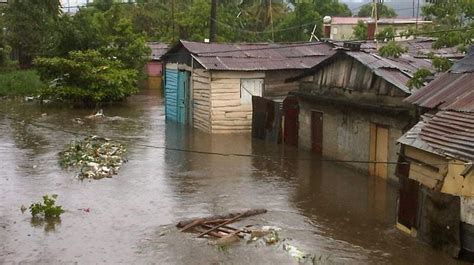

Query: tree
left=273, top=3, right=321, bottom=42
left=357, top=3, right=397, bottom=18
left=422, top=0, right=473, bottom=51
left=352, top=20, right=367, bottom=40
left=407, top=68, right=433, bottom=89
left=35, top=50, right=138, bottom=106
left=379, top=41, right=407, bottom=58
left=375, top=26, right=395, bottom=42
left=4, top=0, right=62, bottom=66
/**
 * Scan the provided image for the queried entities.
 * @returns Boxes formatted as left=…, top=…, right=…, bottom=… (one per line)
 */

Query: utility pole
left=171, top=0, right=176, bottom=41
left=210, top=0, right=218, bottom=42
left=269, top=0, right=274, bottom=42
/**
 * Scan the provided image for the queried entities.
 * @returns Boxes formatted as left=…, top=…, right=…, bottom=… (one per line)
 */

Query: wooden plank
left=180, top=219, right=202, bottom=232
left=197, top=213, right=245, bottom=238
left=176, top=209, right=267, bottom=228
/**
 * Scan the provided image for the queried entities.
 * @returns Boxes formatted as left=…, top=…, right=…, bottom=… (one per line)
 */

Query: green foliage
left=429, top=54, right=453, bottom=72
left=273, top=3, right=321, bottom=42
left=29, top=194, right=65, bottom=219
left=0, top=70, right=45, bottom=97
left=352, top=20, right=367, bottom=40
left=422, top=0, right=473, bottom=50
left=379, top=41, right=407, bottom=58
left=407, top=68, right=433, bottom=89
left=35, top=50, right=138, bottom=106
left=4, top=0, right=61, bottom=66
left=357, top=3, right=397, bottom=18
left=375, top=26, right=396, bottom=42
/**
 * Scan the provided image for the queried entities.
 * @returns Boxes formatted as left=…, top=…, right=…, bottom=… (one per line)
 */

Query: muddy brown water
left=0, top=90, right=466, bottom=264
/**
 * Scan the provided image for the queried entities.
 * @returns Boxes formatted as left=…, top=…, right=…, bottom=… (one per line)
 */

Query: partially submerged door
left=311, top=111, right=323, bottom=155
left=177, top=70, right=189, bottom=124
left=240, top=79, right=263, bottom=104
left=370, top=124, right=389, bottom=178
left=283, top=96, right=299, bottom=147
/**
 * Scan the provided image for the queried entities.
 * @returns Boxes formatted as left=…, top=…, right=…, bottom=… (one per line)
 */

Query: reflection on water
left=0, top=91, right=466, bottom=264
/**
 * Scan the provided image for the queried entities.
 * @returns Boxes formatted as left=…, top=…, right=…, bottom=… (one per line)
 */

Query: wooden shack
left=397, top=52, right=474, bottom=259
left=146, top=42, right=169, bottom=92
left=162, top=40, right=334, bottom=133
left=287, top=49, right=437, bottom=182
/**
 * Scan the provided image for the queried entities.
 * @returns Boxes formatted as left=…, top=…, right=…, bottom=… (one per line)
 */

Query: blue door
left=177, top=71, right=189, bottom=124
left=165, top=68, right=178, bottom=121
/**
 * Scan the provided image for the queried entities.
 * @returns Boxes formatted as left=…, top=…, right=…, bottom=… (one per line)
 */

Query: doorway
left=369, top=123, right=389, bottom=178
left=311, top=111, right=323, bottom=155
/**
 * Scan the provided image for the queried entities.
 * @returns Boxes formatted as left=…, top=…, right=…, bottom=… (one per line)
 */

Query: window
left=240, top=79, right=263, bottom=104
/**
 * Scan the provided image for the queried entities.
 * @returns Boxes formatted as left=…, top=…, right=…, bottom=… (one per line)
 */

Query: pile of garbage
left=59, top=136, right=126, bottom=179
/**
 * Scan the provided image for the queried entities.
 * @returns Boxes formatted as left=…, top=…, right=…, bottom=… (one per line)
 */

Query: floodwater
left=0, top=90, right=466, bottom=264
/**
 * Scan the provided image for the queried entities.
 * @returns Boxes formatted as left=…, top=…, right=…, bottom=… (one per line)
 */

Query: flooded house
left=145, top=42, right=169, bottom=92
left=161, top=40, right=334, bottom=133
left=286, top=46, right=435, bottom=182
left=396, top=51, right=474, bottom=259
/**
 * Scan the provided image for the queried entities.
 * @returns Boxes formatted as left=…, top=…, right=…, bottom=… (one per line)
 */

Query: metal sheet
left=178, top=41, right=335, bottom=71
left=165, top=68, right=179, bottom=121
left=398, top=111, right=474, bottom=161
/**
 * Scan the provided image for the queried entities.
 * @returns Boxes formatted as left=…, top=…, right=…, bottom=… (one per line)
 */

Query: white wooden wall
left=210, top=71, right=265, bottom=133
left=192, top=69, right=212, bottom=132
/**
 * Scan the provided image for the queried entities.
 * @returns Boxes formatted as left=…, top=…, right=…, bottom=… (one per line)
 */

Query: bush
left=0, top=69, right=46, bottom=97
left=407, top=68, right=433, bottom=89
left=29, top=194, right=65, bottom=219
left=34, top=50, right=139, bottom=106
left=379, top=41, right=407, bottom=58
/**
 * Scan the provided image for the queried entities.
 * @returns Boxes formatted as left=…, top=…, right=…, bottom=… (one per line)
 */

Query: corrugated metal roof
left=329, top=38, right=464, bottom=59
left=346, top=51, right=432, bottom=93
left=148, top=42, right=169, bottom=60
left=330, top=17, right=432, bottom=25
left=178, top=40, right=335, bottom=71
left=405, top=52, right=474, bottom=112
left=398, top=111, right=474, bottom=161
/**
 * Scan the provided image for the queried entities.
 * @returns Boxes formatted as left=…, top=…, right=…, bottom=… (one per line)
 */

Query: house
left=322, top=16, right=432, bottom=41
left=286, top=47, right=435, bottom=182
left=145, top=42, right=169, bottom=92
left=161, top=40, right=334, bottom=133
left=396, top=51, right=474, bottom=259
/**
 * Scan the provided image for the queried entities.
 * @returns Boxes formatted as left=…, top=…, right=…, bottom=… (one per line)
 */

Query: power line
left=1, top=114, right=469, bottom=167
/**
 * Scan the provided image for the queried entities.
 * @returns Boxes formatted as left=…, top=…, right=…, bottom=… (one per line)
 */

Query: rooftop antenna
left=309, top=24, right=320, bottom=42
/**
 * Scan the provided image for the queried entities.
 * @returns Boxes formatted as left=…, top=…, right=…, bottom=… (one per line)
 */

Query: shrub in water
left=29, top=194, right=65, bottom=219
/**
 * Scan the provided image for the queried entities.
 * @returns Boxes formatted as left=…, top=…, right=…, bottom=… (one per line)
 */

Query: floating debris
left=59, top=136, right=126, bottom=179
left=86, top=109, right=104, bottom=119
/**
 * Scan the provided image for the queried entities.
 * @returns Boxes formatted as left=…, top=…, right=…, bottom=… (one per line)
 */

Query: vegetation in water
left=35, top=50, right=138, bottom=106
left=59, top=135, right=127, bottom=179
left=0, top=70, right=46, bottom=97
left=379, top=41, right=408, bottom=58
left=29, top=194, right=65, bottom=219
left=407, top=68, right=433, bottom=89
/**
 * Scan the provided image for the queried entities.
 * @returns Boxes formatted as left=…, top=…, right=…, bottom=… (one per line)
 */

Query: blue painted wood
left=177, top=71, right=189, bottom=124
left=165, top=68, right=178, bottom=121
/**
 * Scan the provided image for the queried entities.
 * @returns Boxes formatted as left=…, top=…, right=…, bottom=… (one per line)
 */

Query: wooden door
left=370, top=124, right=389, bottom=178
left=177, top=71, right=189, bottom=124
left=311, top=111, right=323, bottom=155
left=240, top=79, right=263, bottom=105
left=283, top=96, right=299, bottom=147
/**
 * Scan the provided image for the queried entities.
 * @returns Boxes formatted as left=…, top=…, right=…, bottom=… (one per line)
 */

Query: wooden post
left=210, top=0, right=218, bottom=42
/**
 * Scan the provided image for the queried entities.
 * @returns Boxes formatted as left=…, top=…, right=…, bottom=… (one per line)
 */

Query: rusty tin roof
left=405, top=52, right=474, bottom=112
left=398, top=111, right=474, bottom=161
left=148, top=42, right=169, bottom=60
left=167, top=40, right=336, bottom=71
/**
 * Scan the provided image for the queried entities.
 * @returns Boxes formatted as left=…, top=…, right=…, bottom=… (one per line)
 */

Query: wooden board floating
left=176, top=209, right=267, bottom=239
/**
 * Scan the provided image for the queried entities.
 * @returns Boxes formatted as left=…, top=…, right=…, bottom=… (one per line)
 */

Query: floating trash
left=59, top=136, right=126, bottom=179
